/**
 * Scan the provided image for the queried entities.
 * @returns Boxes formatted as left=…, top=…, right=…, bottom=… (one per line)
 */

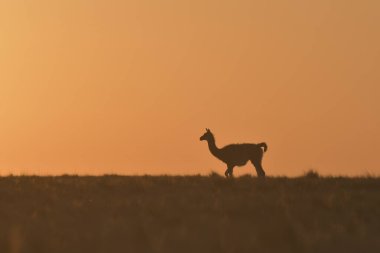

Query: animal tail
left=257, top=142, right=268, bottom=152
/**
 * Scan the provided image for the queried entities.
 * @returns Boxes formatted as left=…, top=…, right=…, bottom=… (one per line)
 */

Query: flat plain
left=1, top=174, right=380, bottom=253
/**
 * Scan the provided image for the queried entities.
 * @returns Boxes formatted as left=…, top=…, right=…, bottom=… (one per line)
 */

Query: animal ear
left=206, top=128, right=210, bottom=132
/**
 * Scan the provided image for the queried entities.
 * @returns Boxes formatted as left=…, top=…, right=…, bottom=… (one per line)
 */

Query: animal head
left=200, top=128, right=214, bottom=141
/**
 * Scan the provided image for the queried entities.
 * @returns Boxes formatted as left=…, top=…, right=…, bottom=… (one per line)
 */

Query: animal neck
left=207, top=137, right=220, bottom=158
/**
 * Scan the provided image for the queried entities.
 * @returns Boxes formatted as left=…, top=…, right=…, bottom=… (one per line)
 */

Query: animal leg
left=225, top=165, right=234, bottom=178
left=252, top=160, right=266, bottom=178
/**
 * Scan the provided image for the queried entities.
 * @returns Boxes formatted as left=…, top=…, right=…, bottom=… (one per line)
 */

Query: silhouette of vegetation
left=1, top=175, right=380, bottom=253
left=303, top=169, right=320, bottom=178
left=200, top=128, right=267, bottom=177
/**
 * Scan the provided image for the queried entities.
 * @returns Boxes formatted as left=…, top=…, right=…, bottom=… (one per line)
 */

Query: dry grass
left=1, top=174, right=380, bottom=253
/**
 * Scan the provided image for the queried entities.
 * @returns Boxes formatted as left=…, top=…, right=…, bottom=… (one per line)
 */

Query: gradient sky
left=1, top=0, right=379, bottom=176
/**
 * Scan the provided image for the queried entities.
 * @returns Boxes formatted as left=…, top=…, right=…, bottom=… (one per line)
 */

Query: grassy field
left=1, top=174, right=380, bottom=253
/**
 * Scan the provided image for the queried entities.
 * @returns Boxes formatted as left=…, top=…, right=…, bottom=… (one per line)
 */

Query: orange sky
left=0, top=0, right=379, bottom=176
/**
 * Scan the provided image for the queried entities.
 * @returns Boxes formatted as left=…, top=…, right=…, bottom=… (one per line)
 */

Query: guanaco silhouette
left=200, top=128, right=267, bottom=178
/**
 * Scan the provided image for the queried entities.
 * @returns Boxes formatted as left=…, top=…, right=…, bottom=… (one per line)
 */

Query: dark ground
left=1, top=174, right=380, bottom=253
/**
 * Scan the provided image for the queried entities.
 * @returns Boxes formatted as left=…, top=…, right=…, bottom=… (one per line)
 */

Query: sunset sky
left=0, top=0, right=379, bottom=176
